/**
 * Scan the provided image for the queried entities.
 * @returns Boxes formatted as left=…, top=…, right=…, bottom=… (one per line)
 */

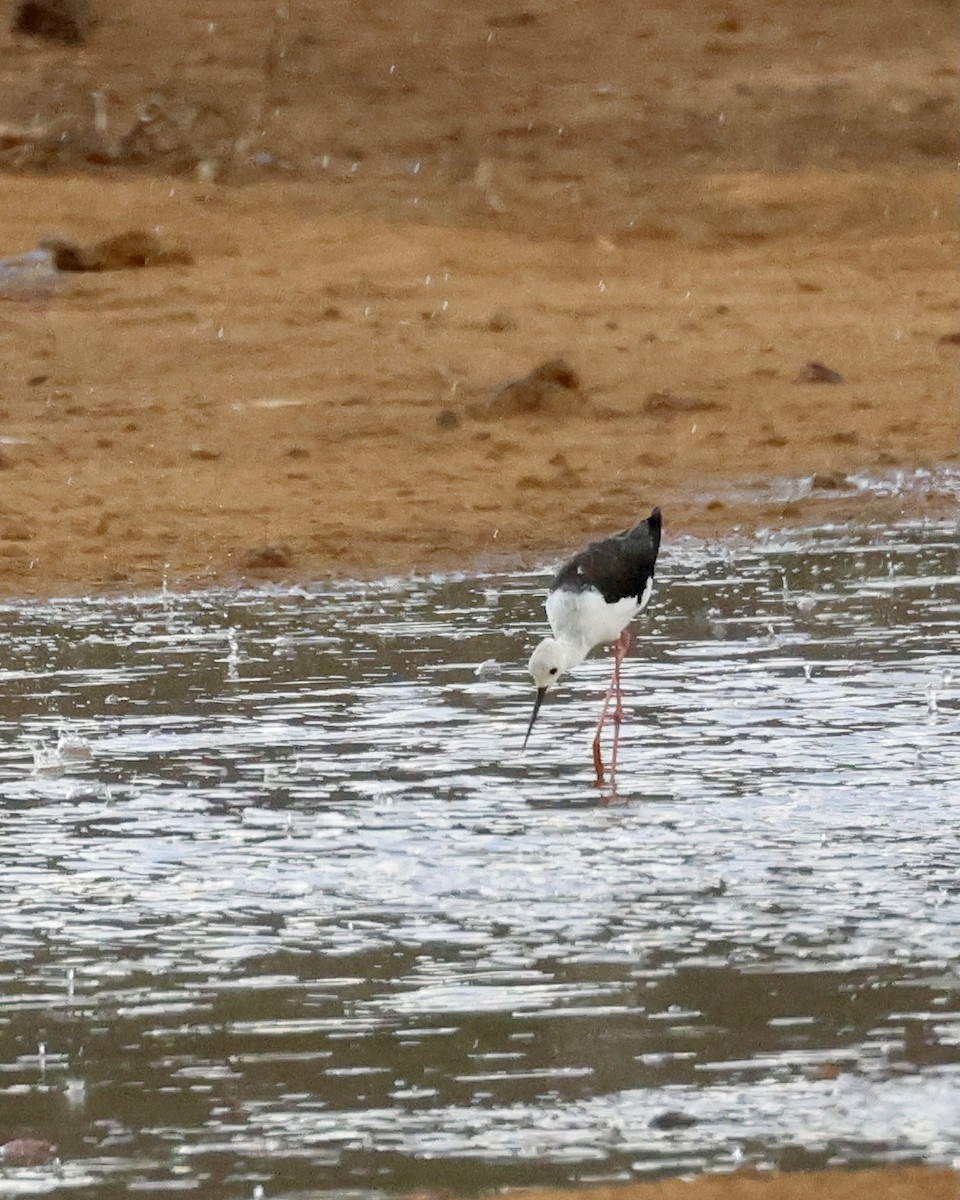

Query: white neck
left=553, top=636, right=590, bottom=673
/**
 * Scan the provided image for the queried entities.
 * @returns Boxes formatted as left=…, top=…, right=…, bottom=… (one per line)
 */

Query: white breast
left=546, top=582, right=650, bottom=652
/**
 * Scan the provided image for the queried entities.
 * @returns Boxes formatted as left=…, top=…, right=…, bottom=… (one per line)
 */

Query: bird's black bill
left=522, top=687, right=548, bottom=751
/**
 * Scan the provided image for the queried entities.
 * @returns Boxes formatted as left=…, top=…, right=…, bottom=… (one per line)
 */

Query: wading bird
left=524, top=508, right=661, bottom=784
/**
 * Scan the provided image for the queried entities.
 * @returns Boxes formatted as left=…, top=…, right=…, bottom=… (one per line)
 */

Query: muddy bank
left=0, top=170, right=955, bottom=598
left=0, top=0, right=957, bottom=597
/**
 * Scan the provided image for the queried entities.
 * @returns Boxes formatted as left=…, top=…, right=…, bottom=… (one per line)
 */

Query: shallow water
left=1, top=520, right=959, bottom=1197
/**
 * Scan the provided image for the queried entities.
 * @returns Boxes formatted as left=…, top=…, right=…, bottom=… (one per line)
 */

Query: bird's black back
left=551, top=508, right=662, bottom=604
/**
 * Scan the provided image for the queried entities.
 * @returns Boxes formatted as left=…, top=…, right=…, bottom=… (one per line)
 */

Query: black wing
left=552, top=507, right=662, bottom=604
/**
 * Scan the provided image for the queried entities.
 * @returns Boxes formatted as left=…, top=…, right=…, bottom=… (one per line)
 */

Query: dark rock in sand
left=242, top=543, right=294, bottom=570
left=811, top=469, right=850, bottom=490
left=795, top=360, right=844, bottom=384
left=42, top=231, right=193, bottom=272
left=485, top=309, right=517, bottom=332
left=641, top=390, right=722, bottom=415
left=12, top=0, right=95, bottom=44
left=473, top=357, right=586, bottom=419
left=436, top=408, right=461, bottom=430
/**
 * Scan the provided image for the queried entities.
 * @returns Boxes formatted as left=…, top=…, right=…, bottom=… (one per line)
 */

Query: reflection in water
left=0, top=521, right=958, bottom=1196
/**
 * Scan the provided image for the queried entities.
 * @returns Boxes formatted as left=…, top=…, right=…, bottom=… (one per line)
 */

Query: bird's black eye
left=548, top=667, right=558, bottom=675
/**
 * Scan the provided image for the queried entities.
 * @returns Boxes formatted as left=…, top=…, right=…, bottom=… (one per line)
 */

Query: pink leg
left=593, top=629, right=631, bottom=786
left=608, top=630, right=631, bottom=781
left=592, top=666, right=618, bottom=785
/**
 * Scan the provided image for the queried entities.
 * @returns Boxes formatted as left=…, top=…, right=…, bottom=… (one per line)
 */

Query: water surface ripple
left=0, top=521, right=958, bottom=1196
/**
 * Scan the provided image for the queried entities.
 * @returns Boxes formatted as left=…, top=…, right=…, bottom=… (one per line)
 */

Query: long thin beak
left=522, top=687, right=548, bottom=751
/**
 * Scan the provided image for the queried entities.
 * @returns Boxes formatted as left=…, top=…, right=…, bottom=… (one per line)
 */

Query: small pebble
left=649, top=1110, right=697, bottom=1130
left=241, top=543, right=294, bottom=569
left=0, top=1137, right=59, bottom=1166
left=485, top=309, right=517, bottom=332
left=795, top=360, right=844, bottom=384
left=811, top=469, right=850, bottom=490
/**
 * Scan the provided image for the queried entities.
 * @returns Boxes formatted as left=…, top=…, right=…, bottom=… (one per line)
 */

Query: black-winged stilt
left=523, top=507, right=662, bottom=784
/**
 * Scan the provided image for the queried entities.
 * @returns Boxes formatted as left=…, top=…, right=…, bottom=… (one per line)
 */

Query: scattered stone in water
left=436, top=408, right=461, bottom=430
left=938, top=331, right=960, bottom=345
left=189, top=447, right=222, bottom=461
left=811, top=469, right=850, bottom=490
left=285, top=446, right=310, bottom=459
left=649, top=1110, right=697, bottom=1130
left=57, top=733, right=93, bottom=760
left=903, top=1020, right=948, bottom=1065
left=795, top=360, right=844, bottom=384
left=806, top=1062, right=845, bottom=1080
left=0, top=1137, right=59, bottom=1166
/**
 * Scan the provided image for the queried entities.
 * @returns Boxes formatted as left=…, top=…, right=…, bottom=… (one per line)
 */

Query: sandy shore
left=0, top=168, right=956, bottom=599
left=0, top=0, right=957, bottom=599
left=501, top=1167, right=958, bottom=1200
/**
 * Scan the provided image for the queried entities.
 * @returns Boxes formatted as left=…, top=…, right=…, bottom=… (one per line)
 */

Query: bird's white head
left=527, top=637, right=578, bottom=691
left=523, top=637, right=586, bottom=750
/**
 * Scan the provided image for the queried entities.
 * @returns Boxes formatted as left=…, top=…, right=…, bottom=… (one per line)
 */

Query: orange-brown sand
left=0, top=0, right=956, bottom=599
